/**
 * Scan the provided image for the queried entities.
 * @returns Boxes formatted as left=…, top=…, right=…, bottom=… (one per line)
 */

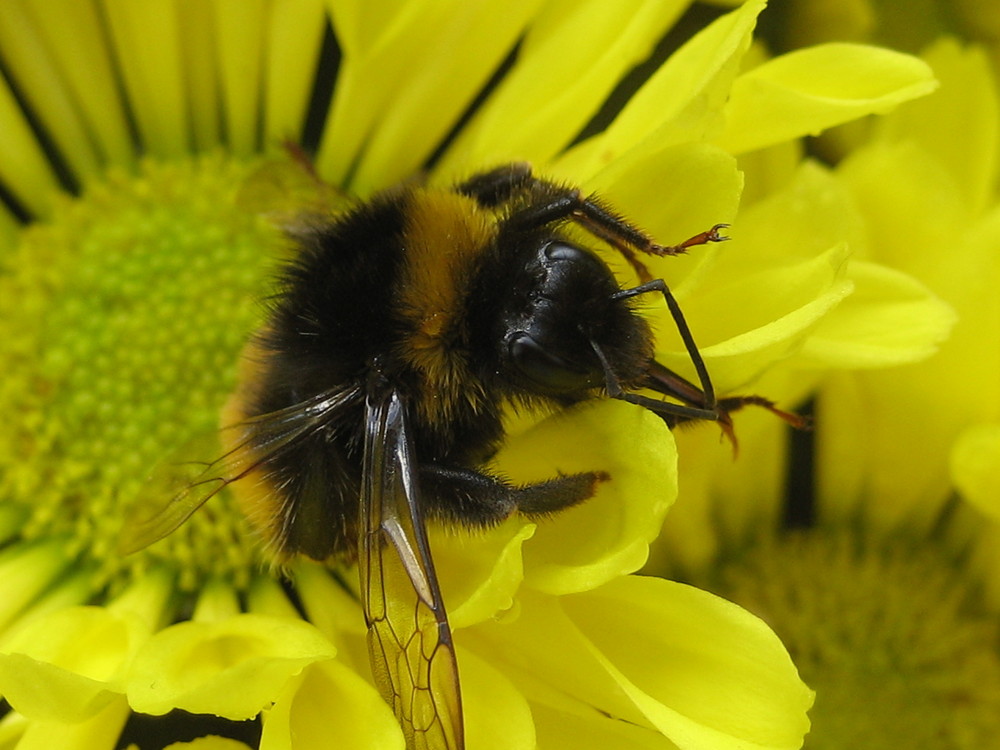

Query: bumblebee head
left=495, top=239, right=654, bottom=399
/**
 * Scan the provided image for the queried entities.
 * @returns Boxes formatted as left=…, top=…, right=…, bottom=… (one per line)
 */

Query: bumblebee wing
left=119, top=387, right=361, bottom=555
left=360, top=390, right=464, bottom=750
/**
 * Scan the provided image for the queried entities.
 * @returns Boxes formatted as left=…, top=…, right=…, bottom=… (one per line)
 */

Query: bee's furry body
left=234, top=173, right=650, bottom=561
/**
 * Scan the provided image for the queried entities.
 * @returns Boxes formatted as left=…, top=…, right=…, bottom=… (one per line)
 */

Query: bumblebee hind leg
left=420, top=465, right=607, bottom=528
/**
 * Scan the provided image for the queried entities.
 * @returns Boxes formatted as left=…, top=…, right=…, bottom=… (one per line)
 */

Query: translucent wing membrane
left=361, top=391, right=464, bottom=750
left=118, top=387, right=362, bottom=554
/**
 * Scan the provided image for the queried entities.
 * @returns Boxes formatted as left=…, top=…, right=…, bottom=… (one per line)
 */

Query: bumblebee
left=122, top=162, right=803, bottom=750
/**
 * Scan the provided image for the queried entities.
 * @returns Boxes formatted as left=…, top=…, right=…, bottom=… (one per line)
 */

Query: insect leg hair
left=419, top=465, right=607, bottom=526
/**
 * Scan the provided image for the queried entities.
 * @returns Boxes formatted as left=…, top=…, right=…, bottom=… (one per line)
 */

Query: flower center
left=712, top=530, right=1000, bottom=749
left=1, top=155, right=286, bottom=592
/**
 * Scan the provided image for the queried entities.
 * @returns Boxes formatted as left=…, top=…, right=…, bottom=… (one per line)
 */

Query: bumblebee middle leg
left=420, top=464, right=608, bottom=528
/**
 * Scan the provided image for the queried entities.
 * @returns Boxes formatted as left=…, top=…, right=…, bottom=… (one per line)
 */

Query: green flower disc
left=714, top=531, right=1000, bottom=750
left=0, top=155, right=286, bottom=592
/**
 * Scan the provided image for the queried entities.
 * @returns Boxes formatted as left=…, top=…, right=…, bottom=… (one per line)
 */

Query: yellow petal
left=815, top=367, right=959, bottom=533
left=10, top=0, right=134, bottom=169
left=951, top=424, right=1000, bottom=520
left=531, top=702, right=670, bottom=749
left=0, top=2, right=101, bottom=180
left=0, top=606, right=148, bottom=722
left=432, top=521, right=535, bottom=630
left=715, top=43, right=937, bottom=154
left=8, top=698, right=130, bottom=750
left=101, top=0, right=189, bottom=157
left=875, top=38, right=999, bottom=214
left=819, top=152, right=1000, bottom=530
left=319, top=0, right=541, bottom=191
left=558, top=0, right=764, bottom=179
left=707, top=155, right=871, bottom=383
left=262, top=0, right=328, bottom=146
left=837, top=141, right=967, bottom=274
left=655, top=244, right=853, bottom=393
left=0, top=568, right=95, bottom=650
left=0, top=655, right=114, bottom=724
left=349, top=1, right=545, bottom=191
left=563, top=577, right=813, bottom=750
left=460, top=646, right=535, bottom=750
left=737, top=137, right=806, bottom=207
left=495, top=400, right=677, bottom=595
left=212, top=0, right=268, bottom=157
left=323, top=0, right=406, bottom=52
left=439, top=0, right=690, bottom=174
left=176, top=0, right=221, bottom=149
left=655, top=400, right=795, bottom=575
left=730, top=160, right=865, bottom=268
left=259, top=659, right=403, bottom=750
left=127, top=614, right=336, bottom=719
left=802, top=260, right=956, bottom=367
left=578, top=143, right=742, bottom=292
left=291, top=561, right=371, bottom=680
left=0, top=71, right=63, bottom=217
left=106, top=565, right=177, bottom=632
left=292, top=560, right=366, bottom=639
left=0, top=540, right=75, bottom=634
left=0, top=711, right=28, bottom=747
left=467, top=591, right=647, bottom=726
left=191, top=578, right=243, bottom=622
left=246, top=575, right=306, bottom=621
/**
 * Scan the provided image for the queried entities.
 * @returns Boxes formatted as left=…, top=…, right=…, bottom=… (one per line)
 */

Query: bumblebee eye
left=508, top=332, right=596, bottom=392
left=544, top=241, right=588, bottom=263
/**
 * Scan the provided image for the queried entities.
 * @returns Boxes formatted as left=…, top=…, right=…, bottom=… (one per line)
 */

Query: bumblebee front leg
left=612, top=278, right=716, bottom=409
left=420, top=465, right=607, bottom=528
left=504, top=187, right=729, bottom=283
left=459, top=163, right=663, bottom=279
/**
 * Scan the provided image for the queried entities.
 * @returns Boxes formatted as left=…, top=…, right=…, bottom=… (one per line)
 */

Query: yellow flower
left=651, top=33, right=1000, bottom=749
left=0, top=1, right=941, bottom=748
left=751, top=0, right=1000, bottom=160
left=817, top=39, right=1000, bottom=531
